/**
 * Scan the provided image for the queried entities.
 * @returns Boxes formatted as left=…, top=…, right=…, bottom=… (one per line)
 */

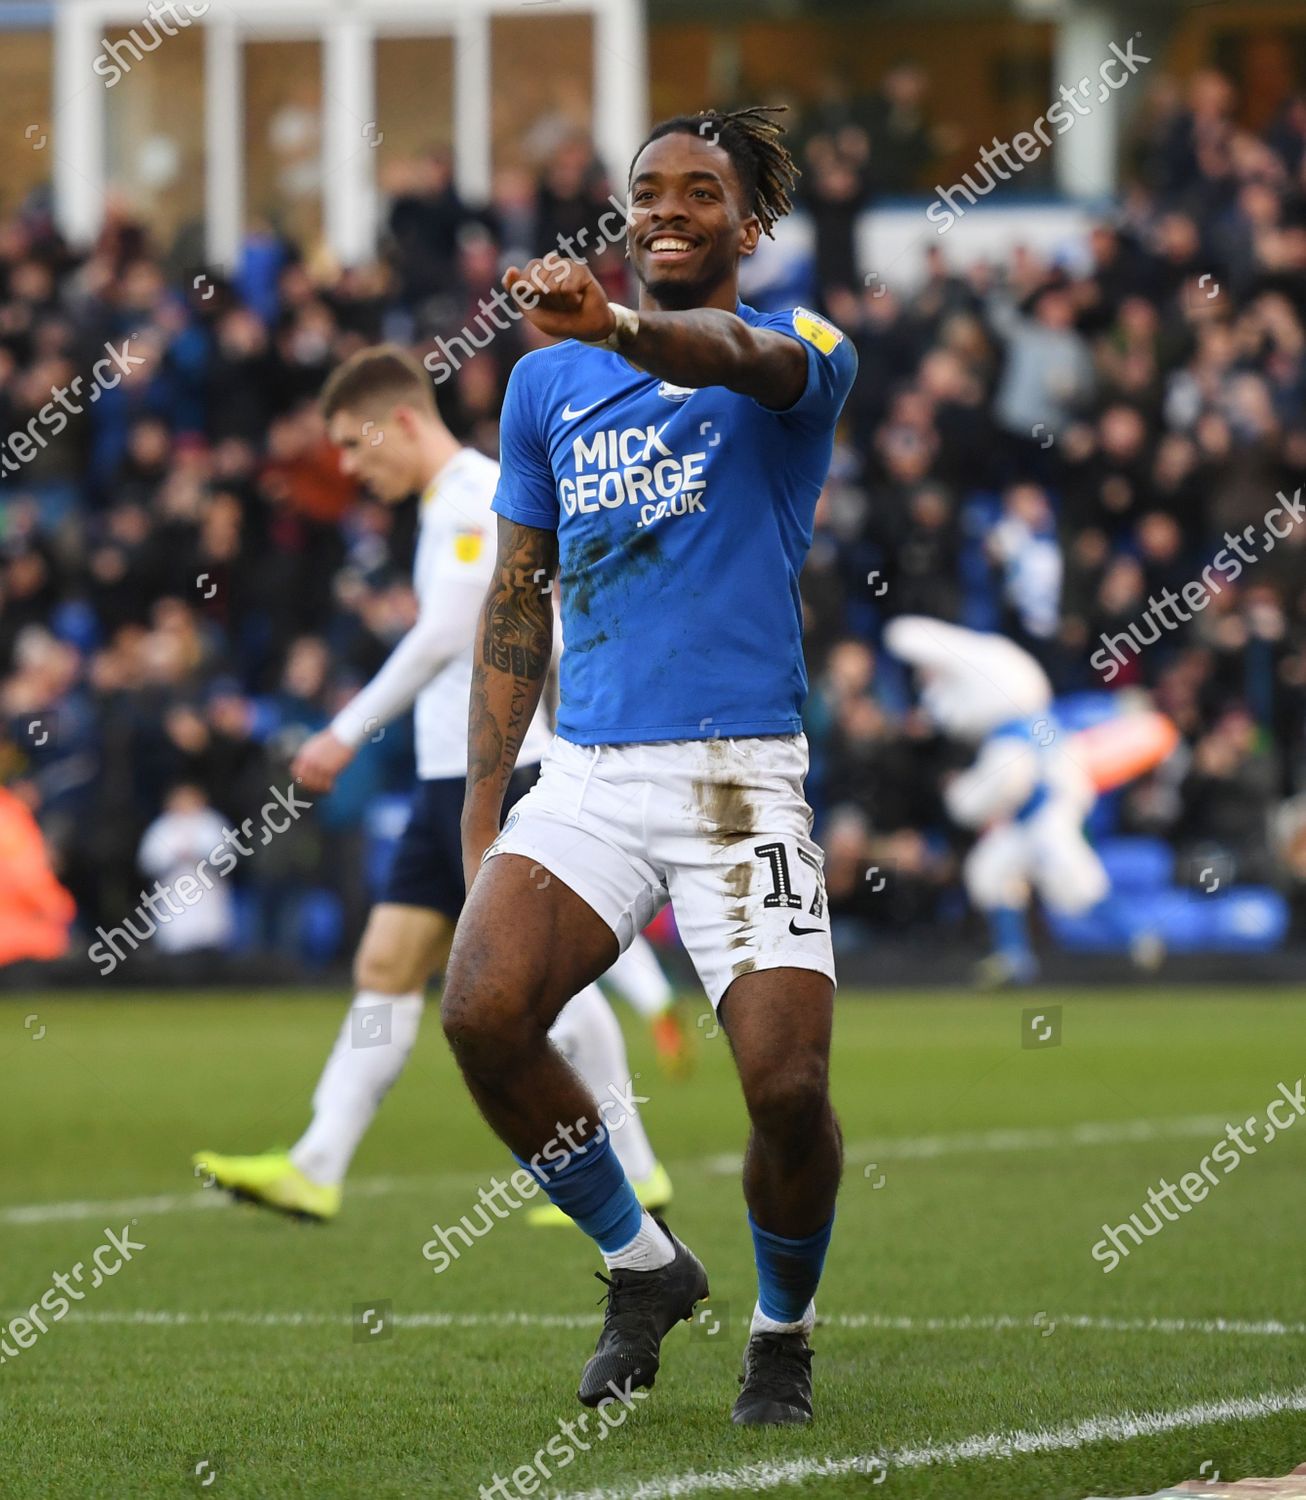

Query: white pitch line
left=24, top=1309, right=1306, bottom=1338
left=0, top=1174, right=424, bottom=1227
left=704, top=1113, right=1234, bottom=1174
left=554, top=1385, right=1306, bottom=1500
left=0, top=1191, right=228, bottom=1226
left=51, top=1309, right=602, bottom=1330
left=0, top=1114, right=1235, bottom=1227
left=833, top=1312, right=1306, bottom=1338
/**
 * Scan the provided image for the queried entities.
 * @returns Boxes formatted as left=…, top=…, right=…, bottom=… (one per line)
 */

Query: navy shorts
left=381, top=767, right=539, bottom=919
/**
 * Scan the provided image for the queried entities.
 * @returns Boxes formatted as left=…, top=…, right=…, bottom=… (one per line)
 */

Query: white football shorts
left=483, top=733, right=835, bottom=1008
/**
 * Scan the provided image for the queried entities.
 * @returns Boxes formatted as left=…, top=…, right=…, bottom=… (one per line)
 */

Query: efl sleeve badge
left=453, top=528, right=485, bottom=564
left=791, top=308, right=844, bottom=356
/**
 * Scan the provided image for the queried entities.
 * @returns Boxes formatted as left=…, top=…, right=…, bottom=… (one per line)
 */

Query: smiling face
left=626, top=131, right=761, bottom=310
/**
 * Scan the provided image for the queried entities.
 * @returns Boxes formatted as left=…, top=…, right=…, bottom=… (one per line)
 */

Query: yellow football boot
left=191, top=1149, right=341, bottom=1222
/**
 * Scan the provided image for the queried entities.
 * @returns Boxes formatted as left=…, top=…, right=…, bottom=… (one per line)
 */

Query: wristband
left=587, top=302, right=639, bottom=351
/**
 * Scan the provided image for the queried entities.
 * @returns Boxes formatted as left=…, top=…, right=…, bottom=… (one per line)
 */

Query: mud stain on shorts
left=692, top=768, right=760, bottom=975
left=693, top=777, right=758, bottom=848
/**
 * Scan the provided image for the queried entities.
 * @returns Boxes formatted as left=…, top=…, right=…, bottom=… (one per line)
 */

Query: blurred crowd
left=3, top=65, right=1306, bottom=972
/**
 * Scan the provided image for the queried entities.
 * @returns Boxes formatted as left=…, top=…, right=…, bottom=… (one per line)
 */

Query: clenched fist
left=503, top=256, right=616, bottom=345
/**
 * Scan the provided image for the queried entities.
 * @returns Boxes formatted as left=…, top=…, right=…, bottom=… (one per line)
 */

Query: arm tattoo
left=467, top=520, right=556, bottom=797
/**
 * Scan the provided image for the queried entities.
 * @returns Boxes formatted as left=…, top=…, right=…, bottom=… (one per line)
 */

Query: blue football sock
left=988, top=905, right=1031, bottom=961
left=749, top=1212, right=834, bottom=1324
left=515, top=1128, right=642, bottom=1254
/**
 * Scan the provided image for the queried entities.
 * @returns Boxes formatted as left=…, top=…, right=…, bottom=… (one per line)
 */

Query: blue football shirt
left=492, top=300, right=857, bottom=744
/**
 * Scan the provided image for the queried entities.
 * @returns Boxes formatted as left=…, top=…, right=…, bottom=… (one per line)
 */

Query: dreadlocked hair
left=633, top=104, right=797, bottom=238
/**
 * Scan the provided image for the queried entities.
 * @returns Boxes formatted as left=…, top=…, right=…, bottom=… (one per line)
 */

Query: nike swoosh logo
left=561, top=400, right=602, bottom=421
left=788, top=919, right=825, bottom=936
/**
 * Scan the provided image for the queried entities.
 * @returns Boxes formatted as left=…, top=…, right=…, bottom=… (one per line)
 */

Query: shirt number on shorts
left=754, top=842, right=825, bottom=918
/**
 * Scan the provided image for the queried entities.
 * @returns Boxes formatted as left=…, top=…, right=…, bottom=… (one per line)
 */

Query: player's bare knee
left=439, top=978, right=494, bottom=1055
left=440, top=969, right=538, bottom=1072
left=743, top=1056, right=831, bottom=1143
left=354, top=944, right=418, bottom=995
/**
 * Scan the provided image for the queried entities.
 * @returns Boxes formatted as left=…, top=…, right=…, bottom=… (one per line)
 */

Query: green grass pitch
left=2, top=987, right=1305, bottom=1499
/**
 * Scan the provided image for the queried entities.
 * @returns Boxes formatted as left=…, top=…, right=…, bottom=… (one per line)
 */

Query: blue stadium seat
left=1094, top=836, right=1174, bottom=891
left=229, top=886, right=260, bottom=955
left=297, top=889, right=344, bottom=967
left=1048, top=886, right=1288, bottom=954
left=1206, top=888, right=1290, bottom=950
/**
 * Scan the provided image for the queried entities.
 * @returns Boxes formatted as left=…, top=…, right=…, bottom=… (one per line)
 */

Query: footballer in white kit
left=194, top=345, right=675, bottom=1222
